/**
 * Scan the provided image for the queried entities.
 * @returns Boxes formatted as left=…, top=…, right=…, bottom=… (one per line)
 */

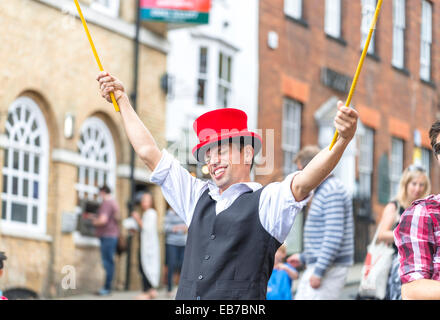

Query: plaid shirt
left=394, top=195, right=440, bottom=284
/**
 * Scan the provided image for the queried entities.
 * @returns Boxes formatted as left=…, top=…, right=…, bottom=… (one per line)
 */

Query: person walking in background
left=0, top=252, right=7, bottom=300
left=132, top=192, right=160, bottom=300
left=377, top=165, right=430, bottom=300
left=86, top=185, right=120, bottom=296
left=287, top=146, right=354, bottom=300
left=267, top=244, right=298, bottom=300
left=164, top=204, right=187, bottom=298
left=394, top=121, right=440, bottom=300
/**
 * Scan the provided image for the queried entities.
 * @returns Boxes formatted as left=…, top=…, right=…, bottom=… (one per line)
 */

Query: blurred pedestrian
left=86, top=185, right=120, bottom=296
left=132, top=192, right=160, bottom=300
left=164, top=204, right=187, bottom=298
left=0, top=252, right=7, bottom=300
left=287, top=146, right=354, bottom=300
left=267, top=244, right=298, bottom=300
left=394, top=121, right=440, bottom=299
left=378, top=165, right=430, bottom=300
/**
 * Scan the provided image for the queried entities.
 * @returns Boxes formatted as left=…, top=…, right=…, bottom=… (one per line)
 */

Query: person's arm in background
left=291, top=101, right=358, bottom=201
left=394, top=203, right=439, bottom=299
left=97, top=72, right=162, bottom=171
left=377, top=202, right=398, bottom=244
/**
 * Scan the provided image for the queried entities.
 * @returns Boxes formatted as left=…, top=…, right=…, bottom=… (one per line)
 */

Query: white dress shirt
left=150, top=150, right=311, bottom=243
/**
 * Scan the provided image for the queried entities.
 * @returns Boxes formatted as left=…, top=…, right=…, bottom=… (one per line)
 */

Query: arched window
left=75, top=117, right=116, bottom=202
left=1, top=97, right=49, bottom=234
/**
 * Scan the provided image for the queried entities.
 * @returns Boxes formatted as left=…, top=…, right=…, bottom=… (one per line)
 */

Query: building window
left=76, top=117, right=116, bottom=202
left=282, top=98, right=302, bottom=176
left=420, top=0, right=432, bottom=81
left=361, top=0, right=377, bottom=55
left=217, top=52, right=232, bottom=108
left=284, top=0, right=303, bottom=20
left=1, top=97, right=49, bottom=233
left=197, top=47, right=208, bottom=105
left=358, top=126, right=374, bottom=199
left=325, top=0, right=342, bottom=39
left=390, top=137, right=404, bottom=199
left=392, top=0, right=406, bottom=69
left=421, top=147, right=431, bottom=177
left=90, top=0, right=120, bottom=18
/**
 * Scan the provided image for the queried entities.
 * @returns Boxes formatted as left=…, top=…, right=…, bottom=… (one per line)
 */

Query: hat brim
left=192, top=131, right=262, bottom=163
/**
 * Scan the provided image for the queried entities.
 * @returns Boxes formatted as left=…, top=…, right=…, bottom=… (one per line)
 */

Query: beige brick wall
left=0, top=0, right=167, bottom=298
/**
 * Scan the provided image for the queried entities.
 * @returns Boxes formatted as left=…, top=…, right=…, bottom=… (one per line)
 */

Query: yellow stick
left=74, top=0, right=120, bottom=112
left=329, top=0, right=383, bottom=150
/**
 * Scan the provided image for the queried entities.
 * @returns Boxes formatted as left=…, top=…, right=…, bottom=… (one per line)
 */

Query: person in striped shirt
left=394, top=121, right=440, bottom=299
left=287, top=146, right=354, bottom=300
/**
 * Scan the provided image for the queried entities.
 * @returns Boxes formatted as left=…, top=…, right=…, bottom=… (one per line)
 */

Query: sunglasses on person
left=408, top=164, right=426, bottom=173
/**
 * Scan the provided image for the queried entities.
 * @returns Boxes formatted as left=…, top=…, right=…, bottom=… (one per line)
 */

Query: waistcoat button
left=204, top=255, right=210, bottom=260
left=210, top=234, right=216, bottom=240
left=198, top=275, right=203, bottom=280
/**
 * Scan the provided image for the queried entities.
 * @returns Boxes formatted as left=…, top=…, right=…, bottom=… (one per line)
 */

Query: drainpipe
left=125, top=0, right=141, bottom=291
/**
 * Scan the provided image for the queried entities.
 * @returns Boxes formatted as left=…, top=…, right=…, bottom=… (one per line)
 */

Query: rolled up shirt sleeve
left=150, top=149, right=207, bottom=226
left=394, top=203, right=436, bottom=284
left=259, top=171, right=312, bottom=243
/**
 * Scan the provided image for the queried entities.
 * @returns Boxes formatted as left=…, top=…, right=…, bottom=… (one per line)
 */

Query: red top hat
left=192, top=108, right=262, bottom=162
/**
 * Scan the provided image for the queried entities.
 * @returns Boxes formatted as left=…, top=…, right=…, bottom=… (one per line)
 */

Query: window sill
left=392, top=65, right=410, bottom=77
left=285, top=15, right=309, bottom=28
left=420, top=78, right=436, bottom=89
left=0, top=226, right=52, bottom=243
left=73, top=231, right=100, bottom=248
left=364, top=52, right=381, bottom=62
left=326, top=34, right=347, bottom=46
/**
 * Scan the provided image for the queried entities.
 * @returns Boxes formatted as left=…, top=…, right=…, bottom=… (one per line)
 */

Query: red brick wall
left=257, top=0, right=439, bottom=221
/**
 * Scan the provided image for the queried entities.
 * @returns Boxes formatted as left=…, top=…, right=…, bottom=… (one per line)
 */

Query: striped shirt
left=394, top=194, right=440, bottom=284
left=300, top=176, right=354, bottom=278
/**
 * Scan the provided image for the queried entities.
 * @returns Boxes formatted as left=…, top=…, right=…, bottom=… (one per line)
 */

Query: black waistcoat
left=176, top=187, right=281, bottom=300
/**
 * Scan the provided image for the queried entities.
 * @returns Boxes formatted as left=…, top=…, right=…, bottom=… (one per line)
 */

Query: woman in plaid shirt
left=394, top=121, right=440, bottom=299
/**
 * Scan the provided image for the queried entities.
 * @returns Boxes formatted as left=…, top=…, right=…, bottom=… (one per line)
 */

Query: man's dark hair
left=99, top=185, right=111, bottom=194
left=229, top=137, right=255, bottom=171
left=0, top=252, right=7, bottom=270
left=429, top=120, right=440, bottom=149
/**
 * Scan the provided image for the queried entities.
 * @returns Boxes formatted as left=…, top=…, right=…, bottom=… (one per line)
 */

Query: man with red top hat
left=97, top=71, right=358, bottom=300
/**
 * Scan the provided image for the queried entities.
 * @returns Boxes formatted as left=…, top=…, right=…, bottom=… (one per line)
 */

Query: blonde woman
left=377, top=165, right=431, bottom=300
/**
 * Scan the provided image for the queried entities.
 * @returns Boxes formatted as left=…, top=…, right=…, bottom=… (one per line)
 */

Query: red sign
left=140, top=0, right=210, bottom=13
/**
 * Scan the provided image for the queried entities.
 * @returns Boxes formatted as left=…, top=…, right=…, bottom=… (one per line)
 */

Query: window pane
left=34, top=156, right=40, bottom=174
left=4, top=149, right=8, bottom=167
left=12, top=177, right=18, bottom=195
left=11, top=203, right=27, bottom=223
left=23, top=179, right=29, bottom=197
left=199, top=47, right=208, bottom=74
left=32, top=206, right=38, bottom=225
left=24, top=153, right=30, bottom=172
left=1, top=200, right=6, bottom=220
left=197, top=79, right=206, bottom=105
left=13, top=150, right=19, bottom=169
left=33, top=181, right=39, bottom=199
left=2, top=175, right=8, bottom=193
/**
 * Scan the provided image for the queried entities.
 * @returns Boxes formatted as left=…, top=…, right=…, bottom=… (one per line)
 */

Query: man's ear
left=244, top=145, right=254, bottom=165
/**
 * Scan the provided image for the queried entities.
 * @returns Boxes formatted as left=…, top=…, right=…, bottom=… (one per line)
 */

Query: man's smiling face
left=204, top=141, right=254, bottom=193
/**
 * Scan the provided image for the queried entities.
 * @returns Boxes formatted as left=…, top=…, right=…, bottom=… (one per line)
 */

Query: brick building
left=258, top=0, right=439, bottom=261
left=0, top=0, right=169, bottom=298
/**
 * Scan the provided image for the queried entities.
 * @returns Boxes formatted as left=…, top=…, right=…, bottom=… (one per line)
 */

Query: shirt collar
left=207, top=180, right=262, bottom=200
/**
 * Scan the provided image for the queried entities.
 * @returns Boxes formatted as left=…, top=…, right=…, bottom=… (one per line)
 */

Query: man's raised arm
left=97, top=71, right=162, bottom=171
left=291, top=101, right=358, bottom=201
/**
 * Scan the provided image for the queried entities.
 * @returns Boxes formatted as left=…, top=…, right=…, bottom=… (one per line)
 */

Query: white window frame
left=325, top=0, right=342, bottom=39
left=74, top=117, right=116, bottom=244
left=1, top=97, right=49, bottom=235
left=282, top=98, right=302, bottom=176
left=284, top=0, right=303, bottom=20
left=390, top=137, right=404, bottom=199
left=90, top=0, right=120, bottom=18
left=420, top=0, right=432, bottom=81
left=217, top=51, right=233, bottom=108
left=197, top=47, right=209, bottom=106
left=358, top=125, right=374, bottom=198
left=421, top=147, right=431, bottom=177
left=361, top=0, right=377, bottom=55
left=392, top=0, right=406, bottom=69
